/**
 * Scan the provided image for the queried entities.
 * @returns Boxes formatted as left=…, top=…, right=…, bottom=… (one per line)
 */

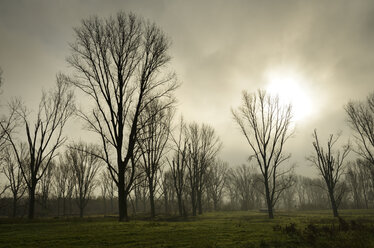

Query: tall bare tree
left=227, top=163, right=256, bottom=211
left=37, top=161, right=55, bottom=215
left=1, top=146, right=27, bottom=217
left=168, top=116, right=189, bottom=216
left=137, top=100, right=173, bottom=218
left=54, top=154, right=74, bottom=216
left=206, top=159, right=228, bottom=211
left=67, top=12, right=177, bottom=221
left=345, top=93, right=374, bottom=166
left=0, top=76, right=74, bottom=219
left=68, top=142, right=102, bottom=217
left=187, top=123, right=221, bottom=216
left=307, top=130, right=350, bottom=217
left=232, top=90, right=294, bottom=218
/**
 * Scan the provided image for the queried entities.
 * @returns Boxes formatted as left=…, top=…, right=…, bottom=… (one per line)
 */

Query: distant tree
left=346, top=159, right=372, bottom=209
left=168, top=117, right=189, bottom=216
left=206, top=159, right=228, bottom=211
left=0, top=76, right=74, bottom=219
left=137, top=100, right=173, bottom=218
left=66, top=12, right=178, bottom=222
left=227, top=164, right=256, bottom=211
left=68, top=142, right=102, bottom=218
left=187, top=123, right=221, bottom=216
left=37, top=161, right=55, bottom=214
left=232, top=90, right=294, bottom=219
left=161, top=170, right=174, bottom=214
left=1, top=146, right=27, bottom=217
left=54, top=155, right=74, bottom=216
left=307, top=130, right=350, bottom=217
left=100, top=169, right=117, bottom=215
left=345, top=93, right=374, bottom=167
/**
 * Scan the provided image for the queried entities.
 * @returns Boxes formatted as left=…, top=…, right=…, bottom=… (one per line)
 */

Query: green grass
left=1, top=210, right=374, bottom=247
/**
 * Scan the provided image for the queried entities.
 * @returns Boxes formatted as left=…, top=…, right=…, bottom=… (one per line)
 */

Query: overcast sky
left=0, top=0, right=373, bottom=176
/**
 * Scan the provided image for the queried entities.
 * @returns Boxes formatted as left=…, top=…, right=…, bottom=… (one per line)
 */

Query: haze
left=1, top=0, right=373, bottom=175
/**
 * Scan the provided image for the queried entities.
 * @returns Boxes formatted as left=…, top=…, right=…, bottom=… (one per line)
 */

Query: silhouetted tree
left=54, top=154, right=74, bottom=216
left=206, top=159, right=228, bottom=211
left=37, top=161, right=55, bottom=214
left=137, top=100, right=173, bottom=218
left=345, top=93, right=374, bottom=167
left=161, top=170, right=174, bottom=214
left=307, top=130, right=350, bottom=217
left=1, top=146, right=27, bottom=217
left=232, top=90, right=294, bottom=219
left=187, top=123, right=221, bottom=216
left=66, top=12, right=177, bottom=222
left=227, top=164, right=256, bottom=211
left=168, top=117, right=189, bottom=216
left=68, top=142, right=102, bottom=217
left=0, top=76, right=74, bottom=219
left=346, top=159, right=372, bottom=209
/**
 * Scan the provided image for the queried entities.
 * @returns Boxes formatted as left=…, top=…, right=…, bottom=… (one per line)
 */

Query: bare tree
left=67, top=12, right=177, bottom=222
left=54, top=154, right=74, bottom=216
left=161, top=169, right=174, bottom=215
left=168, top=117, right=189, bottom=216
left=67, top=142, right=102, bottom=217
left=345, top=93, right=374, bottom=166
left=227, top=163, right=257, bottom=211
left=186, top=123, right=221, bottom=216
left=100, top=169, right=117, bottom=215
left=1, top=146, right=27, bottom=217
left=137, top=100, right=173, bottom=218
left=307, top=130, right=350, bottom=217
left=232, top=90, right=294, bottom=219
left=37, top=161, right=55, bottom=215
left=0, top=76, right=74, bottom=219
left=346, top=159, right=372, bottom=209
left=206, top=159, right=228, bottom=211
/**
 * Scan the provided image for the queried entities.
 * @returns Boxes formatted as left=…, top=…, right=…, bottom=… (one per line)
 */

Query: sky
left=0, top=0, right=373, bottom=176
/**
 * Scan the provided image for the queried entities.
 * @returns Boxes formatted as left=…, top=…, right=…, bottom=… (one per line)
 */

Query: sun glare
left=265, top=68, right=313, bottom=122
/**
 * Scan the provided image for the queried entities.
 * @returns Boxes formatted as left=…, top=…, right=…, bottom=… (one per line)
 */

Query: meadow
left=1, top=210, right=374, bottom=248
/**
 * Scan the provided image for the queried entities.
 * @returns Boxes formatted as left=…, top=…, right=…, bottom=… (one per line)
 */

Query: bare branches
left=307, top=129, right=350, bottom=217
left=232, top=89, right=294, bottom=218
left=0, top=75, right=75, bottom=219
left=67, top=142, right=102, bottom=217
left=67, top=11, right=177, bottom=221
left=345, top=93, right=374, bottom=165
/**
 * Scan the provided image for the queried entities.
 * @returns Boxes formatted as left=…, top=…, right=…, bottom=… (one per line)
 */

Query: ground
left=1, top=210, right=374, bottom=248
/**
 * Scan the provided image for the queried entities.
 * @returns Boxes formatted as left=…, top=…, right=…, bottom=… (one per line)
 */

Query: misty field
left=1, top=210, right=374, bottom=248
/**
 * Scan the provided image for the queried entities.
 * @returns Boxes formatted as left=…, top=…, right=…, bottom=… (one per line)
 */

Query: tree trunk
left=191, top=188, right=196, bottom=216
left=264, top=182, right=274, bottom=219
left=118, top=166, right=128, bottom=222
left=28, top=185, right=36, bottom=219
left=103, top=197, right=106, bottom=215
left=12, top=194, right=17, bottom=218
left=197, top=190, right=203, bottom=215
left=57, top=197, right=60, bottom=217
left=177, top=193, right=183, bottom=216
left=79, top=206, right=84, bottom=218
left=328, top=188, right=339, bottom=217
left=63, top=197, right=66, bottom=216
left=149, top=183, right=155, bottom=218
left=164, top=192, right=168, bottom=215
left=213, top=197, right=218, bottom=211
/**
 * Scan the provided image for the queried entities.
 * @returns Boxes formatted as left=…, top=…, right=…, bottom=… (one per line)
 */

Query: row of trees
left=1, top=155, right=373, bottom=218
left=0, top=11, right=373, bottom=221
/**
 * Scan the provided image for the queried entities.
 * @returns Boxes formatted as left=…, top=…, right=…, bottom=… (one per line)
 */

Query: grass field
left=1, top=210, right=374, bottom=248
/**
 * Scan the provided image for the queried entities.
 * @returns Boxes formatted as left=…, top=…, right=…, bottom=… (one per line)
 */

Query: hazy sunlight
left=265, top=68, right=313, bottom=122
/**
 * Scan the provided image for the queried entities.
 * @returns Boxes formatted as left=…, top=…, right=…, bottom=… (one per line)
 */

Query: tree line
left=0, top=12, right=373, bottom=221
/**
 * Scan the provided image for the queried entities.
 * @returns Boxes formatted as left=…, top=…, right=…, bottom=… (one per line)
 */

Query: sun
left=265, top=68, right=313, bottom=122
